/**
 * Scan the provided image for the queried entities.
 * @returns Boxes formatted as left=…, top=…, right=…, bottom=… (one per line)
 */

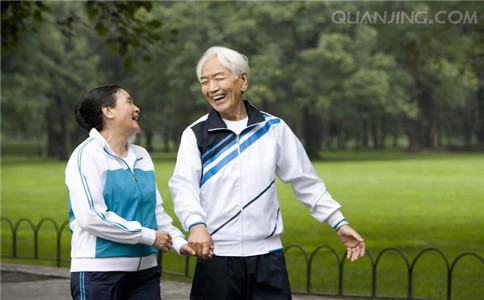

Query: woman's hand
left=180, top=243, right=196, bottom=256
left=152, top=231, right=173, bottom=253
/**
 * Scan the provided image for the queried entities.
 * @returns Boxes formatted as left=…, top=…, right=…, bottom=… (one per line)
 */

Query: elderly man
left=169, top=46, right=365, bottom=300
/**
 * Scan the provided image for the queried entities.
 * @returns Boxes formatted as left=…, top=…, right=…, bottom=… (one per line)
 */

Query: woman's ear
left=102, top=106, right=114, bottom=120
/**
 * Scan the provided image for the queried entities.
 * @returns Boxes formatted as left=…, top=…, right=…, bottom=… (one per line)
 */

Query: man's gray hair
left=196, top=46, right=250, bottom=82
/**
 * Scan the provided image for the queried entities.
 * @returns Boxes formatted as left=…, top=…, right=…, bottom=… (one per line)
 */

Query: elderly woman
left=65, top=86, right=194, bottom=300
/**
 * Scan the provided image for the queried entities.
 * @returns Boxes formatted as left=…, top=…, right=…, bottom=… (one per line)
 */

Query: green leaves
left=2, top=1, right=176, bottom=70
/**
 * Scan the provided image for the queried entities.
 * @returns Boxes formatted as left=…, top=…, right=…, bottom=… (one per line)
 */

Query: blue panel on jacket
left=96, top=168, right=158, bottom=258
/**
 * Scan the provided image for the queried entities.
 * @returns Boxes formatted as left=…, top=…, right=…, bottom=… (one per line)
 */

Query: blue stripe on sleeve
left=332, top=218, right=347, bottom=229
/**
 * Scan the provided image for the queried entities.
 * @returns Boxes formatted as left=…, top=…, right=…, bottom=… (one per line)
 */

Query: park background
left=1, top=1, right=483, bottom=299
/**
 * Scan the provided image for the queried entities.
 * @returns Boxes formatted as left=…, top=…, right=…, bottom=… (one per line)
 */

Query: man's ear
left=240, top=72, right=249, bottom=93
left=102, top=106, right=114, bottom=120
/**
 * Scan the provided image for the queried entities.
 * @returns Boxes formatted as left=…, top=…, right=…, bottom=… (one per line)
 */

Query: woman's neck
left=100, top=130, right=128, bottom=158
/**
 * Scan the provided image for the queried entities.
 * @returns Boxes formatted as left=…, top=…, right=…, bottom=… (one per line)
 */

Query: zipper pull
left=133, top=173, right=138, bottom=181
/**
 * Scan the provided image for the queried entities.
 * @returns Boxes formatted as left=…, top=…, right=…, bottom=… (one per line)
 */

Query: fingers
left=180, top=244, right=196, bottom=256
left=188, top=240, right=214, bottom=260
left=346, top=241, right=366, bottom=262
left=188, top=224, right=214, bottom=260
left=200, top=243, right=214, bottom=260
left=338, top=225, right=366, bottom=262
left=153, top=231, right=173, bottom=252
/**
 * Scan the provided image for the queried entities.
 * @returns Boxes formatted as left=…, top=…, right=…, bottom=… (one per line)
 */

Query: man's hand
left=337, top=225, right=365, bottom=262
left=152, top=231, right=173, bottom=253
left=188, top=224, right=214, bottom=260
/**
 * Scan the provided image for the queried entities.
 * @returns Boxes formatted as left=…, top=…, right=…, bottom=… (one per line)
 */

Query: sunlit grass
left=2, top=150, right=483, bottom=299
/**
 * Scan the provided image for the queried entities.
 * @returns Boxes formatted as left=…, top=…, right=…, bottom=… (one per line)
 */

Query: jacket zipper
left=131, top=158, right=144, bottom=270
left=105, top=148, right=144, bottom=269
left=235, top=133, right=245, bottom=256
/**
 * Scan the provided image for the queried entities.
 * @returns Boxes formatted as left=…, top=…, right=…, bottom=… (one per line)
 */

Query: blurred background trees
left=2, top=1, right=483, bottom=159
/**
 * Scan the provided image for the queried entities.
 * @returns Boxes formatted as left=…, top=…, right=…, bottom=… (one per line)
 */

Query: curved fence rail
left=2, top=217, right=483, bottom=299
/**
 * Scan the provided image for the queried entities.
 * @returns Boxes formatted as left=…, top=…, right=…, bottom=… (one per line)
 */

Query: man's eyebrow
left=201, top=72, right=226, bottom=79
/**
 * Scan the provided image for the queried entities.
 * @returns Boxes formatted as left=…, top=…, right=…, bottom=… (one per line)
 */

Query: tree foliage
left=2, top=1, right=483, bottom=159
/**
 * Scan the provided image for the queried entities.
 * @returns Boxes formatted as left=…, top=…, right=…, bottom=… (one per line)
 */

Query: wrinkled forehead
left=200, top=56, right=233, bottom=78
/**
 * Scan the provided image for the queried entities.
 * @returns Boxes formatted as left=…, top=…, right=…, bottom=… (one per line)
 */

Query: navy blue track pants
left=71, top=266, right=161, bottom=300
left=190, top=251, right=292, bottom=300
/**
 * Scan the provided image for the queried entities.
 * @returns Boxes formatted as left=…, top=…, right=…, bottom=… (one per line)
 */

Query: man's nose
left=209, top=81, right=219, bottom=92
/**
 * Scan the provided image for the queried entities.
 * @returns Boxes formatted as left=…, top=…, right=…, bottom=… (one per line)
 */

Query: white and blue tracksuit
left=169, top=101, right=347, bottom=257
left=65, top=129, right=187, bottom=272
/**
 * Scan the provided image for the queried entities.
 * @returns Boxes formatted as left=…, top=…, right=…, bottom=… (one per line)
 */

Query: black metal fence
left=2, top=217, right=483, bottom=300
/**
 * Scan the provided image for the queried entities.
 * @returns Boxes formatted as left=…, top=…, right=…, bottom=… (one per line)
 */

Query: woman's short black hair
left=75, top=85, right=121, bottom=131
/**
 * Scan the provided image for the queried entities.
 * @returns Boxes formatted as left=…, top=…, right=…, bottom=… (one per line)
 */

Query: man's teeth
left=213, top=95, right=225, bottom=101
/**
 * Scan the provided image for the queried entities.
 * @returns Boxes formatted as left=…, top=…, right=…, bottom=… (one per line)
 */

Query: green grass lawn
left=1, top=150, right=483, bottom=299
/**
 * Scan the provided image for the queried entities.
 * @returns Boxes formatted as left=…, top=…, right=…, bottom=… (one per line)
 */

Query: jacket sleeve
left=169, top=128, right=207, bottom=231
left=275, top=120, right=346, bottom=227
left=66, top=146, right=155, bottom=246
left=154, top=186, right=188, bottom=255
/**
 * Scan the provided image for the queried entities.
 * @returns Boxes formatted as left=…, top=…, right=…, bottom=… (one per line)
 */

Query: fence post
left=448, top=252, right=484, bottom=300
left=185, top=256, right=190, bottom=277
left=59, top=220, right=70, bottom=268
left=308, top=245, right=341, bottom=295
left=284, top=244, right=309, bottom=294
left=410, top=248, right=450, bottom=300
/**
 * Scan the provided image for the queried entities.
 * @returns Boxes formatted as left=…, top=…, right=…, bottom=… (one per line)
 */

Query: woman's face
left=109, top=89, right=141, bottom=135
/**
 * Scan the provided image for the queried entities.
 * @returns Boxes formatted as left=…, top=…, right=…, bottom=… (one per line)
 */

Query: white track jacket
left=169, top=101, right=346, bottom=257
left=65, top=129, right=187, bottom=272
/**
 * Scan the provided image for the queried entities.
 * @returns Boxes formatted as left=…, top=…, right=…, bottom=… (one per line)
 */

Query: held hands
left=188, top=224, right=214, bottom=260
left=180, top=243, right=196, bottom=256
left=152, top=231, right=196, bottom=256
left=337, top=225, right=366, bottom=262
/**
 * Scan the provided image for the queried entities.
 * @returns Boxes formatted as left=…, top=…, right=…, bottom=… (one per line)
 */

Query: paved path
left=1, top=263, right=341, bottom=300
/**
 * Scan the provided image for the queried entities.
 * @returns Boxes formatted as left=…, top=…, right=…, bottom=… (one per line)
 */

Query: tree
left=1, top=1, right=171, bottom=69
left=2, top=3, right=107, bottom=159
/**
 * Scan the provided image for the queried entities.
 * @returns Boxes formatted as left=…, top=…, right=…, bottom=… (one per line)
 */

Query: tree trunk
left=362, top=119, right=370, bottom=149
left=405, top=119, right=420, bottom=152
left=417, top=82, right=435, bottom=149
left=145, top=130, right=154, bottom=153
left=476, top=74, right=484, bottom=144
left=163, top=129, right=170, bottom=152
left=302, top=107, right=323, bottom=159
left=370, top=119, right=379, bottom=149
left=46, top=99, right=67, bottom=160
left=379, top=117, right=387, bottom=149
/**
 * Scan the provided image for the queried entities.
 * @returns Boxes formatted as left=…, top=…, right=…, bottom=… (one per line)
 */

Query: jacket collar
left=89, top=128, right=136, bottom=159
left=206, top=100, right=266, bottom=131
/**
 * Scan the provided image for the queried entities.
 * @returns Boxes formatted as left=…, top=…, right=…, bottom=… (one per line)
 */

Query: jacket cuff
left=172, top=236, right=188, bottom=255
left=186, top=215, right=205, bottom=232
left=139, top=227, right=156, bottom=246
left=327, top=210, right=346, bottom=228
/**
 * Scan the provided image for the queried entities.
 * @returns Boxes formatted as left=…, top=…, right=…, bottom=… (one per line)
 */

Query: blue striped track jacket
left=169, top=101, right=345, bottom=257
left=65, top=129, right=187, bottom=272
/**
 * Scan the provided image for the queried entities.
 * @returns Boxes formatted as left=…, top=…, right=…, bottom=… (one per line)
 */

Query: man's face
left=200, top=56, right=248, bottom=120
